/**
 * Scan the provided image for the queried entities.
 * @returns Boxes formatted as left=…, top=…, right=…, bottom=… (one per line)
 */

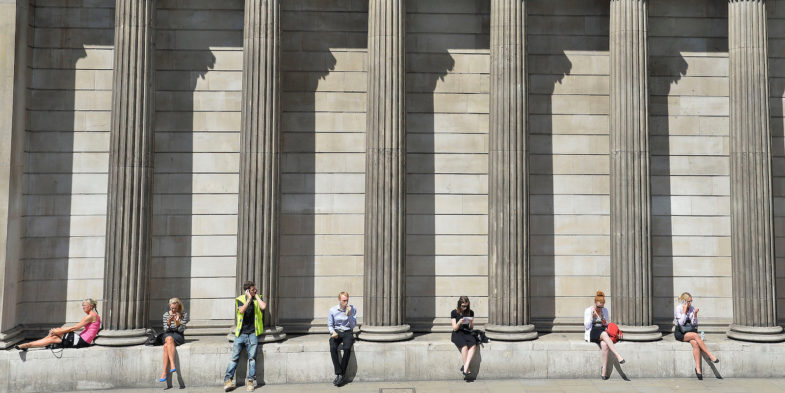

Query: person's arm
left=328, top=309, right=336, bottom=335
left=163, top=312, right=171, bottom=331
left=675, top=304, right=687, bottom=325
left=255, top=294, right=267, bottom=311
left=347, top=305, right=357, bottom=330
left=176, top=312, right=189, bottom=333
left=451, top=312, right=461, bottom=332
left=691, top=306, right=698, bottom=326
left=58, top=313, right=96, bottom=335
left=602, top=308, right=609, bottom=326
left=468, top=312, right=474, bottom=329
left=237, top=291, right=251, bottom=313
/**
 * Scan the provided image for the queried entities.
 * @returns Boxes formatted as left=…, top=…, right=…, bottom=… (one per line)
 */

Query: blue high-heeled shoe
left=158, top=377, right=167, bottom=382
left=170, top=368, right=177, bottom=373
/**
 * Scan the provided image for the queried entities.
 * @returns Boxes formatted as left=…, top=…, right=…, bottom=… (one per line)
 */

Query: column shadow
left=278, top=49, right=336, bottom=332
left=771, top=60, right=785, bottom=327
left=151, top=7, right=222, bottom=334
left=406, top=51, right=454, bottom=332
left=529, top=51, right=572, bottom=332
left=649, top=54, right=688, bottom=335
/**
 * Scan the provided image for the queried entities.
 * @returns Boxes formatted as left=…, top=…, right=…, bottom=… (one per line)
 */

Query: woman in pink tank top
left=15, top=298, right=101, bottom=351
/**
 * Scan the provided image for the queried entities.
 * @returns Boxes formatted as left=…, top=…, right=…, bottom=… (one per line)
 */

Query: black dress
left=450, top=309, right=477, bottom=349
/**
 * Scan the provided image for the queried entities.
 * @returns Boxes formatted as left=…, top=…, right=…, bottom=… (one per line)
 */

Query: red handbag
left=606, top=323, right=623, bottom=343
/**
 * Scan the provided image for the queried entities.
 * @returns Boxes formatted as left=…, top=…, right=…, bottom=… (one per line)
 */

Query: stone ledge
left=4, top=333, right=785, bottom=392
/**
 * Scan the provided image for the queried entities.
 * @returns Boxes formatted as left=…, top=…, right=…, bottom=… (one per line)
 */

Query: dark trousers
left=329, top=330, right=354, bottom=375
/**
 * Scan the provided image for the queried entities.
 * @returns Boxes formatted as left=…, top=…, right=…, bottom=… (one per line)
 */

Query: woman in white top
left=674, top=292, right=718, bottom=380
left=583, top=291, right=624, bottom=380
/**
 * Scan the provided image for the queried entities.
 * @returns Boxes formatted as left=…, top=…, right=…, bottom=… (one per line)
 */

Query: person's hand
left=245, top=289, right=251, bottom=301
left=694, top=308, right=700, bottom=315
left=331, top=332, right=338, bottom=339
left=346, top=305, right=352, bottom=315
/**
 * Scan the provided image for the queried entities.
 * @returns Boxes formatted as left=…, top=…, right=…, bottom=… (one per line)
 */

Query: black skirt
left=162, top=331, right=185, bottom=346
left=589, top=325, right=605, bottom=343
left=451, top=330, right=477, bottom=349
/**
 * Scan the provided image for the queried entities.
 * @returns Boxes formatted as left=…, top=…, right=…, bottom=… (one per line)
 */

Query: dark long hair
left=455, top=296, right=472, bottom=316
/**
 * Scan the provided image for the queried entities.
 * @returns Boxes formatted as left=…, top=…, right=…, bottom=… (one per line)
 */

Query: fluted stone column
left=360, top=0, right=412, bottom=342
left=486, top=0, right=537, bottom=342
left=727, top=0, right=785, bottom=343
left=98, top=0, right=156, bottom=346
left=235, top=0, right=285, bottom=343
left=609, top=0, right=661, bottom=341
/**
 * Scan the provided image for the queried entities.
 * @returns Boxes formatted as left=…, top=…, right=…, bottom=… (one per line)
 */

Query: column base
left=618, top=325, right=662, bottom=341
left=485, top=324, right=538, bottom=341
left=359, top=324, right=413, bottom=342
left=727, top=324, right=785, bottom=342
left=94, top=328, right=150, bottom=346
left=226, top=326, right=287, bottom=342
left=0, top=326, right=24, bottom=349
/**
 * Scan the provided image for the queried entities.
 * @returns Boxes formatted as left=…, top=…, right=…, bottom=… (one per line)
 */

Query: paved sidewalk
left=62, top=378, right=785, bottom=393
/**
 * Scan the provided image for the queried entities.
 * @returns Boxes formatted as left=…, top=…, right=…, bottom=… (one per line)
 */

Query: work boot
left=223, top=379, right=235, bottom=392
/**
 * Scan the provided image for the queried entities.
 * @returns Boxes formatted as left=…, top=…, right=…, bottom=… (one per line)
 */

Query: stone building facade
left=2, top=0, right=785, bottom=346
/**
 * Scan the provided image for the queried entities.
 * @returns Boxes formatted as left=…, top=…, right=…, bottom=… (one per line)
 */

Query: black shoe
left=14, top=345, right=26, bottom=352
left=334, top=374, right=344, bottom=386
left=459, top=365, right=464, bottom=373
left=712, top=357, right=720, bottom=364
left=695, top=369, right=703, bottom=380
left=601, top=368, right=608, bottom=380
left=619, top=359, right=625, bottom=365
left=332, top=375, right=340, bottom=385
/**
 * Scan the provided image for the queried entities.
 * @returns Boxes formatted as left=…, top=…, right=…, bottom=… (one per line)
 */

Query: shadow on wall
left=649, top=53, right=688, bottom=333
left=150, top=2, right=227, bottom=332
left=406, top=49, right=455, bottom=332
left=528, top=50, right=572, bottom=331
left=278, top=44, right=337, bottom=332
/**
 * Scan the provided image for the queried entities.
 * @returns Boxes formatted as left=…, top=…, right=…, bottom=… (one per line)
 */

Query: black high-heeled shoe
left=712, top=357, right=720, bottom=364
left=14, top=344, right=26, bottom=352
left=695, top=368, right=703, bottom=380
left=601, top=368, right=609, bottom=380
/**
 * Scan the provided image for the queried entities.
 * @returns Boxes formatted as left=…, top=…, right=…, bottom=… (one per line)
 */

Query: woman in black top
left=451, top=296, right=477, bottom=379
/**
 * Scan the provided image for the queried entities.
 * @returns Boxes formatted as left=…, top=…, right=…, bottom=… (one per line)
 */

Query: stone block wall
left=15, top=0, right=785, bottom=334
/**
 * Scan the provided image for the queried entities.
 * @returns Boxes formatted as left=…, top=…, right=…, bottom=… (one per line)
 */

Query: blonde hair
left=82, top=298, right=98, bottom=311
left=169, top=297, right=185, bottom=313
left=678, top=292, right=692, bottom=304
left=338, top=291, right=349, bottom=299
left=594, top=291, right=605, bottom=305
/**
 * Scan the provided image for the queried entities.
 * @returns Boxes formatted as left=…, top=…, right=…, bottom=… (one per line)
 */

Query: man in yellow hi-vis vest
left=224, top=281, right=266, bottom=392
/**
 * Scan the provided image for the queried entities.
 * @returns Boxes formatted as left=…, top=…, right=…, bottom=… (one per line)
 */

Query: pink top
left=79, top=313, right=101, bottom=344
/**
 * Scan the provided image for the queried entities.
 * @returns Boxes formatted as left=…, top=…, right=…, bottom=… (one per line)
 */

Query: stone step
left=4, top=333, right=784, bottom=392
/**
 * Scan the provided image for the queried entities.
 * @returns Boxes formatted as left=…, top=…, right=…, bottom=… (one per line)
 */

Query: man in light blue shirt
left=328, top=291, right=356, bottom=386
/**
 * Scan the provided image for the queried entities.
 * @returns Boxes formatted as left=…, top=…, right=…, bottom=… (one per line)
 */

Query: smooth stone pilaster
left=486, top=0, right=537, bottom=342
left=0, top=0, right=29, bottom=349
left=98, top=0, right=156, bottom=346
left=360, top=0, right=412, bottom=342
left=609, top=0, right=661, bottom=341
left=236, top=0, right=286, bottom=343
left=727, top=0, right=785, bottom=343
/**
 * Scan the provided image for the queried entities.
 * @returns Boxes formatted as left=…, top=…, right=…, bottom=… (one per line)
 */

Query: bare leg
left=161, top=345, right=169, bottom=379
left=689, top=339, right=701, bottom=374
left=165, top=337, right=176, bottom=370
left=460, top=346, right=468, bottom=366
left=684, top=332, right=716, bottom=362
left=599, top=332, right=623, bottom=362
left=18, top=334, right=62, bottom=349
left=600, top=341, right=609, bottom=377
left=465, top=345, right=477, bottom=373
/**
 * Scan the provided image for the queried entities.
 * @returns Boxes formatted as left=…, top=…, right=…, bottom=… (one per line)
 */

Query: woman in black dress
left=451, top=296, right=477, bottom=379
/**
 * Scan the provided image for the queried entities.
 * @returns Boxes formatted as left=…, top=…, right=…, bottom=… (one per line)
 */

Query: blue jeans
left=225, top=333, right=259, bottom=381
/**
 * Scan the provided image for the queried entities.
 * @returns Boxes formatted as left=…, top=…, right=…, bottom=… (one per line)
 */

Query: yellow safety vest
left=234, top=295, right=264, bottom=336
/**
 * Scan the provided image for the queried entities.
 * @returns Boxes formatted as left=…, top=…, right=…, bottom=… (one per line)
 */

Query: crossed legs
left=683, top=332, right=717, bottom=374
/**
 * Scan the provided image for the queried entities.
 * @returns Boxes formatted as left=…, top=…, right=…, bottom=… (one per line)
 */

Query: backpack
left=606, top=323, right=623, bottom=343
